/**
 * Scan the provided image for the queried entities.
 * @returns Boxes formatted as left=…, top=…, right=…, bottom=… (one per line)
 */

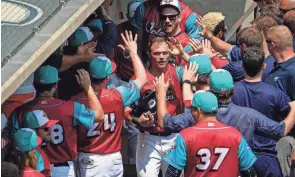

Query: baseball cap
left=160, top=0, right=181, bottom=16
left=23, top=110, right=58, bottom=129
left=127, top=0, right=144, bottom=18
left=14, top=128, right=42, bottom=152
left=191, top=91, right=218, bottom=113
left=188, top=54, right=212, bottom=75
left=34, top=66, right=58, bottom=84
left=87, top=19, right=103, bottom=33
left=210, top=69, right=234, bottom=92
left=68, top=27, right=94, bottom=47
left=89, top=56, right=117, bottom=79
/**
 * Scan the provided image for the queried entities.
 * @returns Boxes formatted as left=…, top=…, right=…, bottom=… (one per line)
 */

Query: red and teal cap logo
left=14, top=128, right=42, bottom=152
left=192, top=91, right=218, bottom=113
left=23, top=110, right=59, bottom=129
left=209, top=69, right=234, bottom=92
left=34, top=66, right=58, bottom=84
left=89, top=56, right=117, bottom=79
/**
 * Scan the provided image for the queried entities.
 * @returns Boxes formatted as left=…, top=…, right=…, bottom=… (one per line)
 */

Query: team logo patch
left=166, top=87, right=176, bottom=101
left=123, top=83, right=133, bottom=90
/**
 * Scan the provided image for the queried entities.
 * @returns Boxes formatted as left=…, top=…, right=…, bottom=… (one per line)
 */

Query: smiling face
left=160, top=6, right=181, bottom=35
left=149, top=41, right=170, bottom=70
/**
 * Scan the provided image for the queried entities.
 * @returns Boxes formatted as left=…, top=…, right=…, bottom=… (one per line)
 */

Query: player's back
left=17, top=98, right=79, bottom=164
left=180, top=121, right=241, bottom=177
left=71, top=88, right=124, bottom=153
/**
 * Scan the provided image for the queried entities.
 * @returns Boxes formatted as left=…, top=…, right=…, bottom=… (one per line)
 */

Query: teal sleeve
left=73, top=102, right=95, bottom=130
left=130, top=3, right=145, bottom=29
left=185, top=13, right=202, bottom=40
left=176, top=66, right=184, bottom=82
left=115, top=80, right=141, bottom=107
left=163, top=134, right=187, bottom=170
left=238, top=136, right=257, bottom=171
left=184, top=44, right=193, bottom=54
left=35, top=150, right=44, bottom=172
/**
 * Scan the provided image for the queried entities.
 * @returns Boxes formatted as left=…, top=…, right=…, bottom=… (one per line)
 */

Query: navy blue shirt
left=265, top=56, right=295, bottom=101
left=96, top=20, right=118, bottom=58
left=163, top=102, right=285, bottom=149
left=293, top=38, right=295, bottom=52
left=232, top=80, right=291, bottom=155
left=222, top=54, right=275, bottom=82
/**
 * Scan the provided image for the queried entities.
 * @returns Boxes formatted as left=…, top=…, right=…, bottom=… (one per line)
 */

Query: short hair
left=252, top=16, right=278, bottom=35
left=283, top=10, right=295, bottom=33
left=210, top=89, right=234, bottom=100
left=197, top=74, right=210, bottom=85
left=259, top=6, right=284, bottom=24
left=90, top=76, right=106, bottom=85
left=268, top=25, right=293, bottom=50
left=34, top=82, right=56, bottom=94
left=148, top=36, right=167, bottom=52
left=242, top=47, right=265, bottom=77
left=237, top=27, right=263, bottom=47
left=1, top=162, right=20, bottom=177
left=202, top=12, right=226, bottom=36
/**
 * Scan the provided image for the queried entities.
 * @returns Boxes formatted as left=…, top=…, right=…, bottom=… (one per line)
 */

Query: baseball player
left=159, top=0, right=193, bottom=66
left=70, top=31, right=147, bottom=177
left=21, top=110, right=59, bottom=177
left=8, top=66, right=104, bottom=177
left=163, top=91, right=257, bottom=177
left=126, top=36, right=187, bottom=177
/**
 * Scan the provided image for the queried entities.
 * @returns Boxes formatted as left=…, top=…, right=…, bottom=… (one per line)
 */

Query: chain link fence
left=1, top=0, right=70, bottom=67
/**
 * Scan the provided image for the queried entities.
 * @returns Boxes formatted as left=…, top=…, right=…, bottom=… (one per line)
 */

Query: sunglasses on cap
left=160, top=15, right=178, bottom=21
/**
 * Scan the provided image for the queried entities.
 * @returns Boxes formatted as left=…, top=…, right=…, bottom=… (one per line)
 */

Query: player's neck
left=150, top=66, right=167, bottom=77
left=194, top=84, right=210, bottom=92
left=37, top=92, right=54, bottom=98
left=167, top=27, right=182, bottom=37
left=198, top=116, right=217, bottom=123
left=244, top=73, right=262, bottom=83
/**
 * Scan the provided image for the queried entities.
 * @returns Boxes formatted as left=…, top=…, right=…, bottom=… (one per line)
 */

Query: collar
left=218, top=101, right=231, bottom=108
left=276, top=56, right=295, bottom=70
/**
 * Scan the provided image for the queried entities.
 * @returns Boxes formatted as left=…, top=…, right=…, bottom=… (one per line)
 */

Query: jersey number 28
left=196, top=147, right=229, bottom=171
left=87, top=113, right=116, bottom=138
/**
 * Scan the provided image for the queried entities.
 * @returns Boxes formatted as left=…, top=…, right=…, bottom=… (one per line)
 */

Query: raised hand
left=153, top=73, right=170, bottom=94
left=202, top=39, right=219, bottom=59
left=189, top=38, right=203, bottom=54
left=118, top=30, right=138, bottom=55
left=182, top=63, right=198, bottom=84
left=167, top=37, right=185, bottom=56
left=75, top=69, right=91, bottom=91
left=196, top=16, right=213, bottom=40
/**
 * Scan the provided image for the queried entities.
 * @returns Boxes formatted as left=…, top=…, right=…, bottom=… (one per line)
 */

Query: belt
left=140, top=130, right=172, bottom=136
left=53, top=162, right=69, bottom=167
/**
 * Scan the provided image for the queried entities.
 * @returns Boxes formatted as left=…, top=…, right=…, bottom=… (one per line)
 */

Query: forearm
left=182, top=83, right=194, bottom=101
left=86, top=86, right=104, bottom=122
left=180, top=52, right=190, bottom=62
left=130, top=52, right=147, bottom=88
left=157, top=90, right=168, bottom=129
left=283, top=108, right=295, bottom=135
left=60, top=55, right=85, bottom=72
left=209, top=36, right=233, bottom=57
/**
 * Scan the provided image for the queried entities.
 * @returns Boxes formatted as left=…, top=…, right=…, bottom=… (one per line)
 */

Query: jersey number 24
left=87, top=113, right=116, bottom=138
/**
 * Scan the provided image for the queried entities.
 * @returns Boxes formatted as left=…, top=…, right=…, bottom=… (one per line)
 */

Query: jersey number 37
left=87, top=113, right=116, bottom=138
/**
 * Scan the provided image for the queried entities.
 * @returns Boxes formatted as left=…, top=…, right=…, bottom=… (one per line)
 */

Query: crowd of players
left=1, top=0, right=295, bottom=176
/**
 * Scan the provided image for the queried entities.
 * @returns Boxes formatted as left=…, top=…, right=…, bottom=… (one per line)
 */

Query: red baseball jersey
left=71, top=88, right=124, bottom=153
left=21, top=167, right=45, bottom=177
left=181, top=121, right=240, bottom=177
left=12, top=98, right=94, bottom=164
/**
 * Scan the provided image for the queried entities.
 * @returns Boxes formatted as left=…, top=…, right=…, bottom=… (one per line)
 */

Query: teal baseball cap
left=34, top=66, right=58, bottom=84
left=160, top=0, right=181, bottom=15
left=188, top=54, right=212, bottom=75
left=68, top=27, right=94, bottom=47
left=89, top=56, right=117, bottom=79
left=191, top=91, right=218, bottom=113
left=210, top=69, right=234, bottom=92
left=127, top=0, right=144, bottom=18
left=14, top=128, right=42, bottom=152
left=23, top=110, right=58, bottom=129
left=87, top=19, right=103, bottom=33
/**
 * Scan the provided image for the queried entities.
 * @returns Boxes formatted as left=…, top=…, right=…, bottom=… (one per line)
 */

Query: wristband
left=183, top=80, right=192, bottom=85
